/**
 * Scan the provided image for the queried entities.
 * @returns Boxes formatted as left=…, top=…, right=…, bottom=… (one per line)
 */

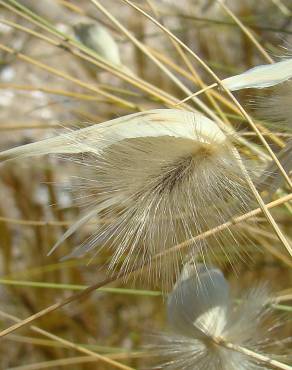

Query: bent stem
left=174, top=83, right=218, bottom=105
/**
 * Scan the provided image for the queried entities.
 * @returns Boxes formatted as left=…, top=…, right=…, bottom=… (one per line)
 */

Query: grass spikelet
left=0, top=109, right=255, bottom=289
left=153, top=263, right=291, bottom=370
left=222, top=58, right=292, bottom=91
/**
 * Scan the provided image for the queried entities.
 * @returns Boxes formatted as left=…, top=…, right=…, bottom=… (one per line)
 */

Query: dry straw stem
left=147, top=1, right=231, bottom=126
left=59, top=0, right=86, bottom=15
left=2, top=1, right=239, bottom=154
left=0, top=279, right=161, bottom=297
left=0, top=43, right=136, bottom=110
left=0, top=12, right=238, bottom=133
left=147, top=3, right=284, bottom=149
left=179, top=88, right=286, bottom=149
left=0, top=310, right=135, bottom=370
left=271, top=0, right=291, bottom=16
left=88, top=0, right=222, bottom=115
left=217, top=0, right=273, bottom=63
left=150, top=46, right=264, bottom=131
left=0, top=82, right=108, bottom=102
left=0, top=193, right=290, bottom=339
left=6, top=357, right=115, bottom=370
left=119, top=0, right=292, bottom=257
left=175, top=83, right=218, bottom=105
left=6, top=354, right=141, bottom=370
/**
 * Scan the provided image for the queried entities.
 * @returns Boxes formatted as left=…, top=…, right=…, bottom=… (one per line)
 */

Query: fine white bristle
left=255, top=82, right=292, bottom=132
left=253, top=82, right=292, bottom=196
left=0, top=109, right=254, bottom=288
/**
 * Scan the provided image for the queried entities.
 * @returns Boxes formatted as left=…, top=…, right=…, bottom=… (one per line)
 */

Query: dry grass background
left=0, top=0, right=291, bottom=369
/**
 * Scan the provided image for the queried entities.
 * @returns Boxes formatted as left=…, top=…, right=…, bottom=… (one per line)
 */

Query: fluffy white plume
left=222, top=58, right=292, bottom=91
left=0, top=109, right=254, bottom=288
left=154, top=264, right=290, bottom=370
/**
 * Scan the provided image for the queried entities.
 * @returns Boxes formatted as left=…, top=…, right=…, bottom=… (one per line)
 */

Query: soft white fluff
left=0, top=109, right=253, bottom=288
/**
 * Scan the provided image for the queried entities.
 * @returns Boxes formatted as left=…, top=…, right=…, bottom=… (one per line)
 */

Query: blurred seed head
left=167, top=263, right=230, bottom=339
left=73, top=21, right=121, bottom=66
left=153, top=263, right=288, bottom=370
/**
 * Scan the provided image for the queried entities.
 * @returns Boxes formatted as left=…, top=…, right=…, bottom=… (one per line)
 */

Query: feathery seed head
left=0, top=109, right=255, bottom=289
